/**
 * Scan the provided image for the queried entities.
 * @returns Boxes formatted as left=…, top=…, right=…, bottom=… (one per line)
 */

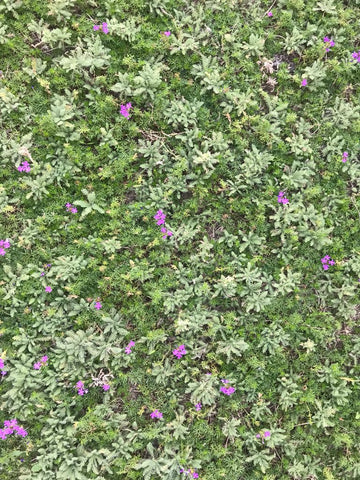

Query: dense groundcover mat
left=1, top=0, right=360, bottom=478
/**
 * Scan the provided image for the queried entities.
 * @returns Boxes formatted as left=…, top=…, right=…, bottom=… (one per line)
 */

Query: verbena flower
left=102, top=384, right=110, bottom=391
left=220, top=385, right=235, bottom=395
left=45, top=286, right=52, bottom=292
left=93, top=25, right=100, bottom=31
left=173, top=345, right=187, bottom=358
left=342, top=151, right=348, bottom=162
left=163, top=31, right=171, bottom=36
left=17, top=161, right=31, bottom=172
left=150, top=409, right=163, bottom=419
left=0, top=239, right=11, bottom=257
left=301, top=78, right=307, bottom=87
left=321, top=255, right=335, bottom=270
left=350, top=51, right=360, bottom=63
left=195, top=402, right=202, bottom=411
left=102, top=22, right=109, bottom=34
left=94, top=301, right=102, bottom=310
left=33, top=362, right=41, bottom=370
left=267, top=11, right=273, bottom=16
left=277, top=191, right=289, bottom=204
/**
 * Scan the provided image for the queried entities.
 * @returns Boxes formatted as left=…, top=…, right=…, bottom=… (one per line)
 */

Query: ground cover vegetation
left=1, top=0, right=360, bottom=478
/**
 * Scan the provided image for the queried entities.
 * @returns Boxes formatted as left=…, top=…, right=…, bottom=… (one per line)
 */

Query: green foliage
left=1, top=0, right=360, bottom=479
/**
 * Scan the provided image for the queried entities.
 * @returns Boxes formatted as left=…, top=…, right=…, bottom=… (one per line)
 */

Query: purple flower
left=40, top=272, right=45, bottom=276
left=45, top=286, right=52, bottom=292
left=150, top=409, right=163, bottom=419
left=323, top=36, right=330, bottom=42
left=102, top=384, right=110, bottom=391
left=94, top=301, right=102, bottom=310
left=163, top=31, right=171, bottom=36
left=76, top=381, right=84, bottom=389
left=33, top=362, right=41, bottom=370
left=66, top=203, right=72, bottom=208
left=350, top=51, right=360, bottom=63
left=220, top=386, right=235, bottom=395
left=267, top=11, right=273, bottom=16
left=93, top=25, right=100, bottom=31
left=41, top=356, right=48, bottom=363
left=102, top=22, right=109, bottom=34
left=71, top=207, right=77, bottom=214
left=301, top=78, right=307, bottom=87
left=264, top=430, right=271, bottom=437
left=195, top=402, right=202, bottom=411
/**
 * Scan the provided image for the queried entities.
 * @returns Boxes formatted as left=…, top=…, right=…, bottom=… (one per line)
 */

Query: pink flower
left=163, top=31, right=171, bottom=36
left=93, top=25, right=100, bottom=31
left=33, top=362, right=41, bottom=370
left=102, top=384, right=110, bottom=391
left=45, top=286, right=52, bottom=292
left=301, top=78, right=307, bottom=87
left=102, top=22, right=109, bottom=34
left=94, top=301, right=102, bottom=310
left=41, top=356, right=48, bottom=363
left=150, top=409, right=163, bottom=419
left=267, top=11, right=273, bottom=16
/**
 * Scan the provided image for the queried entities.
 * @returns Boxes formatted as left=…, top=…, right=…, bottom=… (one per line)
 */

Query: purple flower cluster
left=220, top=379, right=236, bottom=395
left=94, top=22, right=109, bottom=34
left=0, top=239, right=10, bottom=257
left=120, top=102, right=132, bottom=119
left=342, top=151, right=348, bottom=162
left=323, top=36, right=335, bottom=52
left=277, top=191, right=289, bottom=204
left=195, top=402, right=202, bottom=411
left=66, top=203, right=77, bottom=214
left=180, top=468, right=199, bottom=478
left=0, top=419, right=28, bottom=440
left=75, top=381, right=88, bottom=396
left=256, top=430, right=271, bottom=444
left=125, top=340, right=135, bottom=354
left=102, top=384, right=110, bottom=391
left=321, top=255, right=335, bottom=270
left=33, top=355, right=48, bottom=370
left=17, top=161, right=31, bottom=172
left=173, top=344, right=187, bottom=359
left=0, top=358, right=7, bottom=376
left=350, top=51, right=360, bottom=63
left=154, top=209, right=173, bottom=239
left=40, top=264, right=51, bottom=277
left=150, top=409, right=163, bottom=419
left=94, top=301, right=102, bottom=310
left=45, top=286, right=52, bottom=292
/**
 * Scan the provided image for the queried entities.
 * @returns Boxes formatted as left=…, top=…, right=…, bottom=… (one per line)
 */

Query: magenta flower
left=33, top=362, right=42, bottom=370
left=93, top=25, right=100, bottom=31
left=220, top=385, right=235, bottom=395
left=76, top=381, right=84, bottom=389
left=173, top=345, right=187, bottom=358
left=0, top=359, right=4, bottom=369
left=301, top=78, right=307, bottom=87
left=150, top=409, right=163, bottom=419
left=45, top=286, right=52, bottom=292
left=277, top=191, right=289, bottom=204
left=102, top=22, right=109, bottom=34
left=17, top=161, right=31, bottom=172
left=41, top=356, right=48, bottom=363
left=0, top=239, right=11, bottom=256
left=102, top=384, right=110, bottom=391
left=163, top=31, right=171, bottom=36
left=321, top=255, right=335, bottom=270
left=267, top=11, right=273, bottom=16
left=342, top=151, right=348, bottom=162
left=71, top=207, right=77, bottom=214
left=195, top=402, right=202, bottom=411
left=120, top=103, right=132, bottom=119
left=350, top=51, right=360, bottom=63
left=94, top=301, right=102, bottom=310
